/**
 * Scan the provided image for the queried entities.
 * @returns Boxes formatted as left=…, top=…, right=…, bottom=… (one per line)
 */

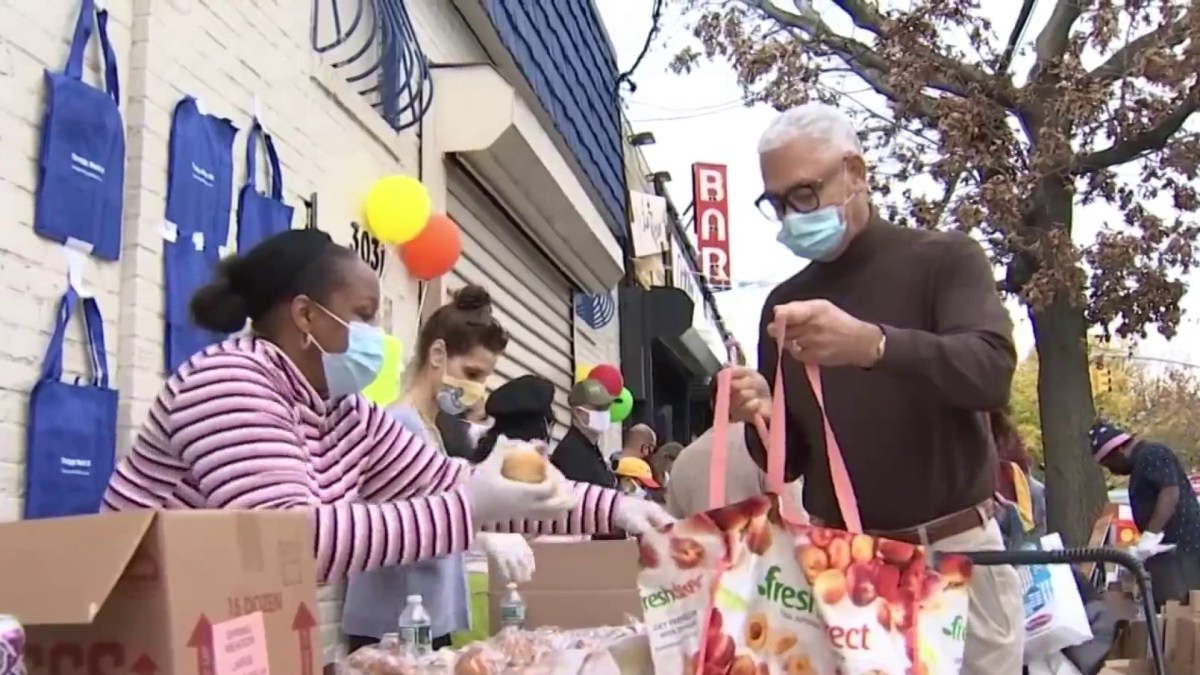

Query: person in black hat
left=474, top=374, right=557, bottom=462
left=1091, top=419, right=1200, bottom=607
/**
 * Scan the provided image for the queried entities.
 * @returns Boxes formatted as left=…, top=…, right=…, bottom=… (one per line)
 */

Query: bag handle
left=244, top=120, right=284, bottom=200
left=38, top=288, right=110, bottom=388
left=802, top=359, right=862, bottom=534
left=64, top=0, right=120, bottom=104
left=39, top=288, right=79, bottom=383
left=709, top=315, right=862, bottom=532
left=81, top=296, right=110, bottom=389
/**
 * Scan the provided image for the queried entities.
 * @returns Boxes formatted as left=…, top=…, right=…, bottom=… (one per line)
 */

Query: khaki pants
left=930, top=519, right=1024, bottom=674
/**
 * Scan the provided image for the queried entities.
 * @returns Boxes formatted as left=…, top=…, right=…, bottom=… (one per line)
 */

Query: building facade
left=0, top=0, right=626, bottom=649
left=619, top=134, right=731, bottom=444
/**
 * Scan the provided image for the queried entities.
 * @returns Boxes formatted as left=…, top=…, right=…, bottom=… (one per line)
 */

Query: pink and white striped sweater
left=102, top=337, right=619, bottom=581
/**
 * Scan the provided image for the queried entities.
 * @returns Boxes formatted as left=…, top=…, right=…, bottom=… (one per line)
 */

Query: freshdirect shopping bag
left=637, top=325, right=973, bottom=675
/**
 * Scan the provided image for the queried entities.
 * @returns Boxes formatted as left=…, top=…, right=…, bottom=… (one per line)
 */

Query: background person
left=1092, top=420, right=1200, bottom=607
left=552, top=379, right=617, bottom=488
left=667, top=377, right=801, bottom=519
left=615, top=424, right=657, bottom=469
left=101, top=230, right=670, bottom=582
left=990, top=407, right=1046, bottom=544
left=474, top=374, right=557, bottom=462
left=343, top=285, right=529, bottom=653
left=614, top=456, right=661, bottom=500
left=649, top=441, right=683, bottom=488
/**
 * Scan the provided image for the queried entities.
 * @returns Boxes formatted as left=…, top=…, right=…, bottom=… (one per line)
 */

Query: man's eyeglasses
left=754, top=181, right=826, bottom=221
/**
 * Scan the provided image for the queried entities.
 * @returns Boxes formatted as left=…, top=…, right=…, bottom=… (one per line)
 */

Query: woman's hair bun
left=452, top=284, right=493, bottom=313
left=190, top=257, right=250, bottom=333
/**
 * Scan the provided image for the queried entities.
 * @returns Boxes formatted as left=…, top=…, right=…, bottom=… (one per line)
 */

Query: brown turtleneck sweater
left=747, top=216, right=1016, bottom=531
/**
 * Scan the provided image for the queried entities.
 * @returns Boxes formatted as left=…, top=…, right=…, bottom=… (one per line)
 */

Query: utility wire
left=615, top=0, right=665, bottom=95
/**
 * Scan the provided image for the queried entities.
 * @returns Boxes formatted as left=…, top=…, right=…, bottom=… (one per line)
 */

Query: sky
left=593, top=0, right=1200, bottom=371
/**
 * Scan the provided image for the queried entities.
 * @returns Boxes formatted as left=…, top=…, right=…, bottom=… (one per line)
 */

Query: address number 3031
left=349, top=222, right=385, bottom=278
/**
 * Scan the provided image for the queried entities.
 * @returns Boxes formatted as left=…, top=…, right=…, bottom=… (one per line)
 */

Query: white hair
left=756, top=103, right=863, bottom=155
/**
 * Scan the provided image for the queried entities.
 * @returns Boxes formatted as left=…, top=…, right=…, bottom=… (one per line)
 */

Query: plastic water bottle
left=397, top=595, right=432, bottom=657
left=0, top=615, right=24, bottom=675
left=499, top=582, right=526, bottom=631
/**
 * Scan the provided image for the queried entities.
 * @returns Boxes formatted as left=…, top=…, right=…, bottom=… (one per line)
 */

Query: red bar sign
left=692, top=163, right=731, bottom=290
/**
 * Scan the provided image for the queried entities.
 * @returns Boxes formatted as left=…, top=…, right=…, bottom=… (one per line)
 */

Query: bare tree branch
left=1028, top=0, right=1093, bottom=82
left=742, top=0, right=1020, bottom=110
left=1072, top=83, right=1200, bottom=173
left=1088, top=14, right=1192, bottom=84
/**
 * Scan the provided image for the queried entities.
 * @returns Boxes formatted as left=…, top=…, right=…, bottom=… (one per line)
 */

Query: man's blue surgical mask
left=309, top=306, right=386, bottom=398
left=777, top=206, right=846, bottom=261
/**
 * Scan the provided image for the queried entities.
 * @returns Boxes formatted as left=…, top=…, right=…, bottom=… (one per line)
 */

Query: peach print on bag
left=649, top=327, right=973, bottom=674
left=637, top=496, right=973, bottom=674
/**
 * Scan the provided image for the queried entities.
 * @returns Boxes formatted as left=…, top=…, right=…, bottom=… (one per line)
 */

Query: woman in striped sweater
left=102, top=229, right=670, bottom=582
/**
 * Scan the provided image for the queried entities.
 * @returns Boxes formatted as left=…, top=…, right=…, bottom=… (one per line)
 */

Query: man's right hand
left=728, top=366, right=772, bottom=424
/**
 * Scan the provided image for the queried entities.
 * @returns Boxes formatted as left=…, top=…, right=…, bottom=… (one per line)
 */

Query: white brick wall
left=0, top=0, right=619, bottom=658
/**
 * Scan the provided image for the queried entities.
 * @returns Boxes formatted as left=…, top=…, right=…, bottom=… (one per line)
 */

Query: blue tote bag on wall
left=163, top=97, right=236, bottom=372
left=25, top=287, right=118, bottom=519
left=237, top=119, right=294, bottom=252
left=35, top=0, right=125, bottom=261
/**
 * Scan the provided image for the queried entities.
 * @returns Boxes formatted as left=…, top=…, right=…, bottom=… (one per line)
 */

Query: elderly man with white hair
left=725, top=103, right=1023, bottom=672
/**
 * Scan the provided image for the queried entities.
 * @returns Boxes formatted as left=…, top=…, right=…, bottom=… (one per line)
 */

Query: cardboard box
left=489, top=539, right=641, bottom=631
left=1099, top=659, right=1152, bottom=674
left=0, top=510, right=322, bottom=674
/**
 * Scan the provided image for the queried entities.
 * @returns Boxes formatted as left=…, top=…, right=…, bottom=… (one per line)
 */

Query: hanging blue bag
left=237, top=119, right=294, bottom=251
left=35, top=0, right=125, bottom=261
left=25, top=287, right=118, bottom=518
left=162, top=97, right=236, bottom=373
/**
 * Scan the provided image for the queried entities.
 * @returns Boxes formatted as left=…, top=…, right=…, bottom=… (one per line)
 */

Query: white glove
left=1133, top=530, right=1174, bottom=561
left=613, top=496, right=675, bottom=535
left=1136, top=531, right=1164, bottom=550
left=477, top=533, right=535, bottom=583
left=465, top=438, right=578, bottom=526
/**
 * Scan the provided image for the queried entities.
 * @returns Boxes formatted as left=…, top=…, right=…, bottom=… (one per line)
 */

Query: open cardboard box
left=489, top=538, right=642, bottom=631
left=0, top=510, right=322, bottom=674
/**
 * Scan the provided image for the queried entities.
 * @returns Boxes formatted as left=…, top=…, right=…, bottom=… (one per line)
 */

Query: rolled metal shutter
left=446, top=167, right=574, bottom=438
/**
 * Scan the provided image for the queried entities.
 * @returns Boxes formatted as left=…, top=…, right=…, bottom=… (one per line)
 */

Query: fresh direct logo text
left=758, top=565, right=815, bottom=613
left=943, top=616, right=966, bottom=642
left=641, top=575, right=704, bottom=610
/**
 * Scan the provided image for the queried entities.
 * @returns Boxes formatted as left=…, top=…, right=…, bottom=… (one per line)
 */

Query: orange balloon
left=400, top=214, right=462, bottom=280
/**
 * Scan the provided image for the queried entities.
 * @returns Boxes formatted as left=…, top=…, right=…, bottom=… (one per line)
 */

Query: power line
left=1093, top=350, right=1200, bottom=370
left=628, top=101, right=746, bottom=123
left=625, top=98, right=746, bottom=113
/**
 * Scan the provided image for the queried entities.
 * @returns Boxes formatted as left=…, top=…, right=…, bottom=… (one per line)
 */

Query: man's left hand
left=768, top=300, right=883, bottom=368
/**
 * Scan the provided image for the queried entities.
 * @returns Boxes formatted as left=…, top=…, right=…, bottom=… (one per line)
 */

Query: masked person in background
left=615, top=456, right=662, bottom=500
left=474, top=375, right=557, bottom=462
left=1092, top=420, right=1200, bottom=608
left=343, top=285, right=534, bottom=653
left=552, top=379, right=618, bottom=488
left=614, top=424, right=657, bottom=470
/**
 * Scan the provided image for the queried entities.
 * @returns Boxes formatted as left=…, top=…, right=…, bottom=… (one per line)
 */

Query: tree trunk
left=1030, top=297, right=1107, bottom=545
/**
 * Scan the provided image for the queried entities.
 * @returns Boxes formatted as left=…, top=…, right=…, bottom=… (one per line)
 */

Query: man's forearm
left=1147, top=486, right=1181, bottom=533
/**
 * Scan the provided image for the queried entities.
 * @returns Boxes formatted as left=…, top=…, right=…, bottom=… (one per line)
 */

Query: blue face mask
left=777, top=206, right=847, bottom=261
left=310, top=307, right=386, bottom=398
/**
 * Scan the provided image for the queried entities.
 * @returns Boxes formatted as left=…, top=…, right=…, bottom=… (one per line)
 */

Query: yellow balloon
left=362, top=335, right=404, bottom=407
left=364, top=175, right=432, bottom=245
left=574, top=363, right=594, bottom=383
